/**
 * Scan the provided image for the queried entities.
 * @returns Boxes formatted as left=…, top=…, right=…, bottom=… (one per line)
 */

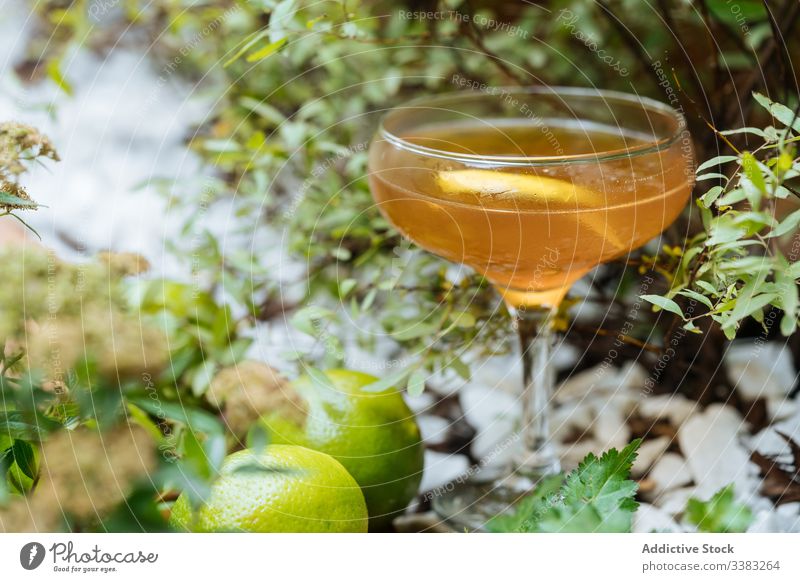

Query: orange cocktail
left=368, top=87, right=694, bottom=530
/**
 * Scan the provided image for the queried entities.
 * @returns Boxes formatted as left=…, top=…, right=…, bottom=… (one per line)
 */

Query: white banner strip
left=1, top=533, right=798, bottom=581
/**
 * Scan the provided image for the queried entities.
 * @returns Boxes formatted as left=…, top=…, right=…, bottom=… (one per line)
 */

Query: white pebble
left=649, top=452, right=693, bottom=494
left=638, top=394, right=698, bottom=426
left=653, top=486, right=696, bottom=517
left=679, top=404, right=755, bottom=498
left=631, top=436, right=672, bottom=478
left=403, top=392, right=435, bottom=415
left=471, top=418, right=517, bottom=470
left=633, top=503, right=681, bottom=533
left=417, top=415, right=450, bottom=446
left=419, top=451, right=470, bottom=493
left=460, top=384, right=519, bottom=432
left=591, top=404, right=631, bottom=451
left=551, top=401, right=593, bottom=441
left=727, top=341, right=796, bottom=400
left=747, top=510, right=779, bottom=533
left=767, top=398, right=798, bottom=422
left=776, top=503, right=800, bottom=533
left=748, top=427, right=793, bottom=459
left=556, top=367, right=603, bottom=403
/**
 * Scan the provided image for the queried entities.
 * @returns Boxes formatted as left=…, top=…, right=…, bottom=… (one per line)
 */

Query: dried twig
left=751, top=432, right=800, bottom=505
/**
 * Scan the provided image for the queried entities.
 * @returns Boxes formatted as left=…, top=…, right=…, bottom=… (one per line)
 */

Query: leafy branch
left=642, top=92, right=800, bottom=340
left=0, top=122, right=59, bottom=237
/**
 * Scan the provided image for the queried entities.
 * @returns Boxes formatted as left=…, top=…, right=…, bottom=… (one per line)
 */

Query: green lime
left=263, top=369, right=424, bottom=529
left=170, top=444, right=368, bottom=533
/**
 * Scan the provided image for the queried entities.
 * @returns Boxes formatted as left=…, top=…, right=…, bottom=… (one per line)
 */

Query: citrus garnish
left=436, top=169, right=626, bottom=250
left=436, top=169, right=601, bottom=207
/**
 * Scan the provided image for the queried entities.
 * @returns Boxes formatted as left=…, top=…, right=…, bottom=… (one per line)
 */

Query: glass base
left=431, top=471, right=553, bottom=532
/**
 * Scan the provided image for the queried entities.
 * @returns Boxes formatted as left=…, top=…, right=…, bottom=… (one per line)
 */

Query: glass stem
left=509, top=305, right=561, bottom=478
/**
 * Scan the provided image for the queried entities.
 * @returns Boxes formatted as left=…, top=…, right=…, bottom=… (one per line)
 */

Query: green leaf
left=239, top=96, right=286, bottom=125
left=181, top=428, right=213, bottom=480
left=338, top=278, right=357, bottom=299
left=0, top=448, right=11, bottom=505
left=696, top=155, right=738, bottom=173
left=719, top=126, right=768, bottom=139
left=11, top=440, right=36, bottom=480
left=290, top=305, right=334, bottom=336
left=0, top=411, right=61, bottom=440
left=126, top=403, right=166, bottom=444
left=46, top=59, right=73, bottom=95
left=706, top=217, right=746, bottom=246
left=724, top=271, right=770, bottom=328
left=246, top=38, right=287, bottom=62
left=560, top=439, right=641, bottom=516
left=768, top=208, right=800, bottom=238
left=753, top=93, right=800, bottom=133
left=780, top=313, right=797, bottom=336
left=700, top=185, right=724, bottom=208
left=640, top=295, right=684, bottom=318
left=246, top=423, right=270, bottom=452
left=0, top=191, right=38, bottom=209
left=696, top=172, right=728, bottom=182
left=487, top=474, right=565, bottom=532
left=490, top=440, right=642, bottom=533
left=390, top=320, right=440, bottom=341
left=706, top=0, right=766, bottom=26
left=715, top=187, right=748, bottom=206
left=269, top=0, right=297, bottom=43
left=407, top=369, right=426, bottom=397
left=223, top=29, right=269, bottom=67
left=741, top=152, right=767, bottom=194
left=361, top=367, right=413, bottom=393
left=682, top=320, right=702, bottom=333
left=677, top=289, right=714, bottom=310
left=190, top=360, right=217, bottom=397
left=128, top=397, right=222, bottom=436
left=449, top=310, right=476, bottom=328
left=204, top=433, right=227, bottom=476
left=686, top=485, right=753, bottom=532
left=695, top=280, right=718, bottom=295
left=361, top=288, right=377, bottom=311
left=446, top=356, right=472, bottom=380
left=775, top=254, right=798, bottom=330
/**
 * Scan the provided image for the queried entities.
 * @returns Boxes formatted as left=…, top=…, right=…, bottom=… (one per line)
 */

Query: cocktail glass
left=367, top=87, right=694, bottom=530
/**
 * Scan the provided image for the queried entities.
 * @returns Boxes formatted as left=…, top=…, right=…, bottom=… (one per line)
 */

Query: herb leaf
left=686, top=485, right=753, bottom=533
left=489, top=439, right=641, bottom=533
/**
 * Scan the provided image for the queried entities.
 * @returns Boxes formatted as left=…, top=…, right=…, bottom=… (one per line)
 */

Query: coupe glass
left=367, top=87, right=694, bottom=530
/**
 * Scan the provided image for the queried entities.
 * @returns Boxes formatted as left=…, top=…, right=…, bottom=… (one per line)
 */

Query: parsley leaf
left=686, top=485, right=753, bottom=533
left=489, top=439, right=641, bottom=533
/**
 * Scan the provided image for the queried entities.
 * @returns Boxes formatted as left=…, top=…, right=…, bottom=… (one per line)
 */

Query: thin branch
left=571, top=324, right=662, bottom=354
left=459, top=20, right=530, bottom=85
left=655, top=0, right=707, bottom=100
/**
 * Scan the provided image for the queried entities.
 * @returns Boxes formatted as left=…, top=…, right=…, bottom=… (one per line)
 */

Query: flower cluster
left=0, top=426, right=156, bottom=532
left=208, top=361, right=305, bottom=436
left=1, top=249, right=167, bottom=383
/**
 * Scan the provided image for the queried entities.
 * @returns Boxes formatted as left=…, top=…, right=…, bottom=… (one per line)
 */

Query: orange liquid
left=369, top=120, right=692, bottom=307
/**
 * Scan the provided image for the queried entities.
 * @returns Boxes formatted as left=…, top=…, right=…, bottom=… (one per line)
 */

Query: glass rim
left=377, top=86, right=687, bottom=167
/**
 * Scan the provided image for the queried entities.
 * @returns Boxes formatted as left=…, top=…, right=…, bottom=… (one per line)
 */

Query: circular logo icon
left=20, top=542, right=46, bottom=570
